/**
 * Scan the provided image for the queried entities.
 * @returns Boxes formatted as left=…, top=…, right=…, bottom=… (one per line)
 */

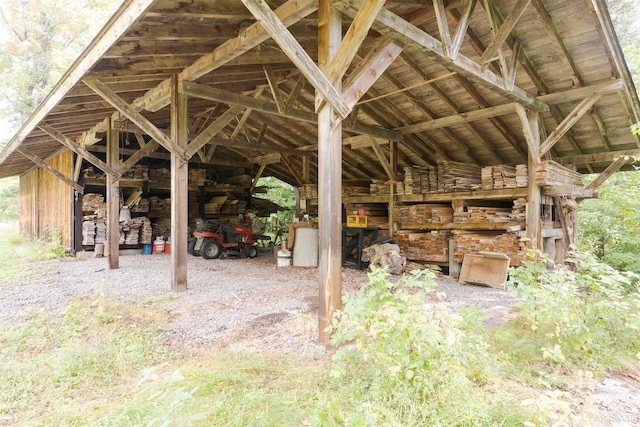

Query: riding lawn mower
left=188, top=218, right=259, bottom=259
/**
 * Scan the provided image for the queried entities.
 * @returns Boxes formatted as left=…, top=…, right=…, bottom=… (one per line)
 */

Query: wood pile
left=95, top=221, right=107, bottom=244
left=189, top=168, right=206, bottom=186
left=130, top=198, right=150, bottom=213
left=82, top=193, right=106, bottom=218
left=121, top=165, right=149, bottom=180
left=536, top=160, right=582, bottom=186
left=481, top=164, right=529, bottom=190
left=452, top=231, right=527, bottom=266
left=120, top=216, right=152, bottom=245
left=369, top=179, right=392, bottom=196
left=343, top=180, right=371, bottom=197
left=453, top=207, right=513, bottom=223
left=437, top=160, right=482, bottom=192
left=299, top=184, right=318, bottom=199
left=82, top=221, right=96, bottom=245
left=393, top=204, right=453, bottom=224
left=512, top=198, right=527, bottom=221
left=403, top=166, right=437, bottom=194
left=394, top=230, right=452, bottom=263
left=149, top=196, right=171, bottom=214
left=152, top=218, right=171, bottom=239
left=149, top=167, right=170, bottom=186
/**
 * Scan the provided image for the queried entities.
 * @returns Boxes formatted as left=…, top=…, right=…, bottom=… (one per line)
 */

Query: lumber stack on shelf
left=437, top=160, right=482, bottom=192
left=121, top=165, right=149, bottom=180
left=188, top=168, right=206, bottom=186
left=149, top=167, right=170, bottom=186
left=343, top=180, right=371, bottom=197
left=394, top=230, right=452, bottom=263
left=481, top=164, right=529, bottom=190
left=345, top=203, right=389, bottom=228
left=536, top=160, right=582, bottom=186
left=453, top=206, right=514, bottom=223
left=452, top=231, right=527, bottom=266
left=393, top=204, right=453, bottom=224
left=299, top=184, right=318, bottom=199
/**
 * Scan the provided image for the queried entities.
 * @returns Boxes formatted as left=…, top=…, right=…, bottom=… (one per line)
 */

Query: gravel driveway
left=0, top=250, right=518, bottom=353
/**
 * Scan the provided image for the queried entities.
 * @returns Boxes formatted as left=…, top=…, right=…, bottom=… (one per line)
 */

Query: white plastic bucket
left=277, top=250, right=291, bottom=267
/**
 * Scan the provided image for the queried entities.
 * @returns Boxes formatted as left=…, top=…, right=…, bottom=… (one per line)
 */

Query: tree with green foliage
left=0, top=0, right=120, bottom=129
left=579, top=170, right=640, bottom=273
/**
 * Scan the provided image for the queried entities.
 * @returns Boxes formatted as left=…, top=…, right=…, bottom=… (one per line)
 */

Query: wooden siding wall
left=19, top=150, right=74, bottom=247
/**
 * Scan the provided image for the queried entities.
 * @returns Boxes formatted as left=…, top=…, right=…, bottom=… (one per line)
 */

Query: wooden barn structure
left=0, top=0, right=639, bottom=341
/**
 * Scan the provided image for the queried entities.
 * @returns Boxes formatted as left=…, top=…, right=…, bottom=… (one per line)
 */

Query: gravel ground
left=0, top=250, right=518, bottom=353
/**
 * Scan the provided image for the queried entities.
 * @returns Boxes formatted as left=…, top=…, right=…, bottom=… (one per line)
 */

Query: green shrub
left=504, top=250, right=640, bottom=373
left=313, top=267, right=523, bottom=426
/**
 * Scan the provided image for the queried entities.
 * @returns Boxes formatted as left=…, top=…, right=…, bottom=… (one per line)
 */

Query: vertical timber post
left=171, top=75, right=189, bottom=292
left=389, top=140, right=397, bottom=235
left=519, top=108, right=542, bottom=250
left=318, top=0, right=342, bottom=344
left=106, top=118, right=120, bottom=269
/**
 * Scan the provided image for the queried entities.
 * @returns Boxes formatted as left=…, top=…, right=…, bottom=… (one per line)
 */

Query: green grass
left=0, top=223, right=69, bottom=284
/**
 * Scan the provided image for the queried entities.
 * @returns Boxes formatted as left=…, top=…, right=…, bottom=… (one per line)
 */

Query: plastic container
left=292, top=226, right=318, bottom=267
left=277, top=249, right=291, bottom=267
left=165, top=237, right=171, bottom=254
left=94, top=243, right=104, bottom=258
left=142, top=244, right=152, bottom=255
left=152, top=237, right=165, bottom=254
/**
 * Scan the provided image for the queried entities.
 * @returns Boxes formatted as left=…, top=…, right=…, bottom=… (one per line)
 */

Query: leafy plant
left=314, top=267, right=523, bottom=426
left=504, top=249, right=640, bottom=373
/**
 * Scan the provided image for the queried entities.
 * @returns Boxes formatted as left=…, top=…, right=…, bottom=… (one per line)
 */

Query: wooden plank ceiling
left=0, top=0, right=639, bottom=183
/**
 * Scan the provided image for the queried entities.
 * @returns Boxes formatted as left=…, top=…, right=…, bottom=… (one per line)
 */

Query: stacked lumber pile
left=369, top=179, right=392, bottom=196
left=82, top=193, right=106, bottom=218
left=343, top=180, right=371, bottom=197
left=152, top=218, right=171, bottom=240
left=95, top=221, right=107, bottom=244
left=392, top=204, right=453, bottom=224
left=149, top=196, right=170, bottom=214
left=516, top=165, right=528, bottom=187
left=149, top=167, right=170, bottom=186
left=452, top=231, right=527, bottom=266
left=453, top=207, right=513, bottom=223
left=188, top=168, right=206, bottom=186
left=121, top=165, right=149, bottom=180
left=481, top=164, right=529, bottom=190
left=130, top=198, right=150, bottom=213
left=220, top=200, right=248, bottom=214
left=536, top=160, right=582, bottom=186
left=139, top=217, right=153, bottom=244
left=82, top=221, right=96, bottom=245
left=437, top=160, right=482, bottom=192
left=512, top=198, right=527, bottom=221
left=394, top=230, right=452, bottom=263
left=403, top=166, right=437, bottom=194
left=300, top=184, right=318, bottom=199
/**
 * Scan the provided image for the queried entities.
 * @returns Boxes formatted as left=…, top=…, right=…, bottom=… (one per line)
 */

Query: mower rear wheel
left=200, top=239, right=222, bottom=259
left=188, top=239, right=200, bottom=257
left=245, top=245, right=258, bottom=258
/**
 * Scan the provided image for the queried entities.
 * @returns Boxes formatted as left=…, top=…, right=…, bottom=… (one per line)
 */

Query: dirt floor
left=0, top=246, right=638, bottom=424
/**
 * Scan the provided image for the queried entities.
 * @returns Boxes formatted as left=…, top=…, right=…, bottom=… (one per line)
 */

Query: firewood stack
left=299, top=184, right=318, bottom=199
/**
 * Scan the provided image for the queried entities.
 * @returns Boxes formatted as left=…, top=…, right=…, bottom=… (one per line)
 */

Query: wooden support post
left=515, top=106, right=542, bottom=250
left=389, top=140, right=397, bottom=235
left=171, top=75, right=189, bottom=292
left=318, top=0, right=342, bottom=345
left=106, top=119, right=120, bottom=269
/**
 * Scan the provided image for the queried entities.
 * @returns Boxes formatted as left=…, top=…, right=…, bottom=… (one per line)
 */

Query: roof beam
left=120, top=140, right=160, bottom=173
left=368, top=136, right=396, bottom=181
left=182, top=0, right=319, bottom=81
left=479, top=0, right=531, bottom=65
left=16, top=147, right=84, bottom=194
left=556, top=150, right=640, bottom=165
left=185, top=105, right=246, bottom=158
left=182, top=81, right=402, bottom=141
left=539, top=95, right=602, bottom=156
left=586, top=156, right=630, bottom=190
left=326, top=0, right=386, bottom=84
left=82, top=78, right=190, bottom=161
left=38, top=123, right=119, bottom=177
left=240, top=0, right=350, bottom=118
left=333, top=0, right=548, bottom=112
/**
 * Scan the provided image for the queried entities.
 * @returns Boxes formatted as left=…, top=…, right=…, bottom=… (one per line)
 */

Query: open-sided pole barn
left=0, top=0, right=639, bottom=343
